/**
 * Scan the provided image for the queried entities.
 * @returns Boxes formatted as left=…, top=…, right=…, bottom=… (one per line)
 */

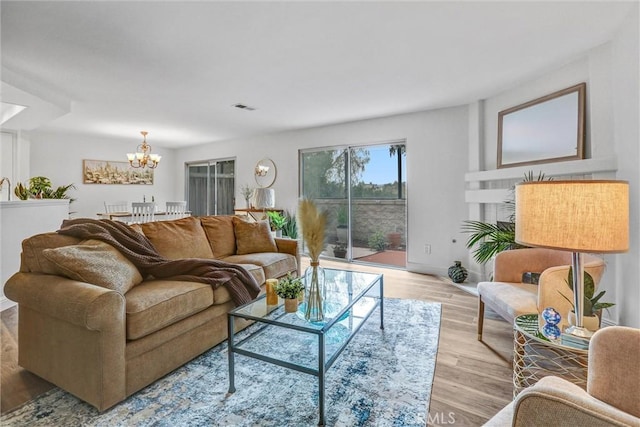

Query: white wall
left=175, top=107, right=470, bottom=277
left=28, top=132, right=178, bottom=218
left=611, top=7, right=639, bottom=328
left=472, top=4, right=639, bottom=328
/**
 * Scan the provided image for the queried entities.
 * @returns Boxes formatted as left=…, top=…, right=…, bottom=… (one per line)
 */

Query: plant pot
left=333, top=247, right=347, bottom=258
left=387, top=232, right=401, bottom=250
left=284, top=298, right=298, bottom=313
left=271, top=229, right=282, bottom=238
left=567, top=311, right=600, bottom=332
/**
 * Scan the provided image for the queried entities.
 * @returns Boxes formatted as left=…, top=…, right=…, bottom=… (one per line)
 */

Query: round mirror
left=254, top=158, right=277, bottom=188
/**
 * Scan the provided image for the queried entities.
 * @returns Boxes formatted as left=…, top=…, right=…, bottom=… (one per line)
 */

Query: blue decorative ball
left=542, top=307, right=561, bottom=326
left=542, top=323, right=561, bottom=340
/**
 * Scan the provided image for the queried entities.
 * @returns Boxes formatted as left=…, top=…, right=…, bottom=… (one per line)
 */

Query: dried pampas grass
left=298, top=199, right=327, bottom=262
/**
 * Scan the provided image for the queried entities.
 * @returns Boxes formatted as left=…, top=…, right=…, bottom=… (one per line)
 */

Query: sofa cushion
left=125, top=280, right=214, bottom=340
left=477, top=281, right=538, bottom=322
left=42, top=239, right=143, bottom=294
left=223, top=253, right=296, bottom=281
left=20, top=233, right=82, bottom=274
left=200, top=216, right=236, bottom=258
left=140, top=216, right=214, bottom=260
left=232, top=218, right=277, bottom=255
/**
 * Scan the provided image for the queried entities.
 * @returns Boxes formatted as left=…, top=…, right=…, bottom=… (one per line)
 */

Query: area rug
left=1, top=298, right=441, bottom=427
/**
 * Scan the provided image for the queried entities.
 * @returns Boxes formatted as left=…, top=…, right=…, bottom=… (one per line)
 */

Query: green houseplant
left=368, top=230, right=386, bottom=252
left=267, top=211, right=287, bottom=234
left=281, top=210, right=298, bottom=239
left=274, top=273, right=305, bottom=313
left=14, top=176, right=76, bottom=201
left=560, top=267, right=614, bottom=329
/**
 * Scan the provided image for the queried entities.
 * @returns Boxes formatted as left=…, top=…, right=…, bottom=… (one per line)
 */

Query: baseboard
left=1, top=296, right=16, bottom=311
left=601, top=317, right=617, bottom=327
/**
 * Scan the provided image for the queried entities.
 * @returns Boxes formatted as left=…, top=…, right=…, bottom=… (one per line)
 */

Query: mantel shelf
left=465, top=157, right=618, bottom=204
left=465, top=157, right=617, bottom=183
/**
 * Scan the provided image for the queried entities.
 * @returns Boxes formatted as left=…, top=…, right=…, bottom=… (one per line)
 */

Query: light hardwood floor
left=1, top=259, right=514, bottom=425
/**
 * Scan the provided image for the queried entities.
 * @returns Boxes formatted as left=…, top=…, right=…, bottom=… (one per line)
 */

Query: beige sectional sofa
left=4, top=215, right=299, bottom=411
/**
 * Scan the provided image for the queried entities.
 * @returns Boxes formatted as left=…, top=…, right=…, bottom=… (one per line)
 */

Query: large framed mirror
left=497, top=83, right=586, bottom=169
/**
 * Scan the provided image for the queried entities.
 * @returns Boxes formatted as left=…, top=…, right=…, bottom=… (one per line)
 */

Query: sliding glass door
left=186, top=159, right=235, bottom=216
left=300, top=142, right=406, bottom=268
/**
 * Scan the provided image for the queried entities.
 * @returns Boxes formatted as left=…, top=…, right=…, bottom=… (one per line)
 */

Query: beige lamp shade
left=515, top=180, right=629, bottom=253
left=253, top=188, right=275, bottom=208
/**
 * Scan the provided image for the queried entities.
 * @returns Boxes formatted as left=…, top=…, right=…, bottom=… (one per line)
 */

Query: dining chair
left=165, top=201, right=187, bottom=219
left=104, top=201, right=128, bottom=214
left=129, top=202, right=155, bottom=224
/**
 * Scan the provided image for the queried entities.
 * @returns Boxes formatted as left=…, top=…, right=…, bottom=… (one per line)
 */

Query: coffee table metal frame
left=513, top=314, right=589, bottom=397
left=227, top=268, right=384, bottom=426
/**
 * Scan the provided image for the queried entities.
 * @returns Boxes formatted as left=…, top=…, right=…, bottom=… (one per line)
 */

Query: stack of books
left=560, top=332, right=591, bottom=350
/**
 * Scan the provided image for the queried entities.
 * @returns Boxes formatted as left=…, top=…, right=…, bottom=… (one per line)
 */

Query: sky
left=358, top=145, right=406, bottom=185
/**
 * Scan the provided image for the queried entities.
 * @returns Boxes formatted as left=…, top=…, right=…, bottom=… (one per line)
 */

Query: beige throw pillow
left=140, top=216, right=214, bottom=260
left=42, top=239, right=143, bottom=294
left=233, top=217, right=278, bottom=255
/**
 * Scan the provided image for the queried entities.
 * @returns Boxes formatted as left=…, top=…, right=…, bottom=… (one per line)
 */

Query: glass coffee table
left=227, top=268, right=384, bottom=426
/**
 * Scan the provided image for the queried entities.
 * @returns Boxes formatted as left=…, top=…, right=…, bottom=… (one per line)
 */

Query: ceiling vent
left=233, top=103, right=256, bottom=111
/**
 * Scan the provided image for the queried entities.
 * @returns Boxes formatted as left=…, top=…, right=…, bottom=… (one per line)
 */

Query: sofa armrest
left=512, top=376, right=639, bottom=427
left=274, top=237, right=300, bottom=275
left=4, top=272, right=127, bottom=411
left=4, top=272, right=125, bottom=331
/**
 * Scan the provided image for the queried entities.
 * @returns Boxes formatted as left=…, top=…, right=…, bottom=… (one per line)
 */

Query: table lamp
left=515, top=180, right=629, bottom=338
left=253, top=188, right=275, bottom=209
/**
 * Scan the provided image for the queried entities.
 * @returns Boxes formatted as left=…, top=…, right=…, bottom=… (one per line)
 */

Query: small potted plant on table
left=274, top=274, right=305, bottom=313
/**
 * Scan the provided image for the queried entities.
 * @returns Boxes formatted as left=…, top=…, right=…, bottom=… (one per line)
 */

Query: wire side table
left=513, top=314, right=588, bottom=397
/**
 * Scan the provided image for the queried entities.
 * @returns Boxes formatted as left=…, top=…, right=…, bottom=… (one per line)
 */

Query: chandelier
left=126, top=131, right=161, bottom=169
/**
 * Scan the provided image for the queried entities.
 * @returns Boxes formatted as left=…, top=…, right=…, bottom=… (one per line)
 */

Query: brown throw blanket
left=57, top=218, right=260, bottom=306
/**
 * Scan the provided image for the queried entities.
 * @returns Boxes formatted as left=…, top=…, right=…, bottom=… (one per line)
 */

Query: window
left=300, top=142, right=406, bottom=268
left=186, top=159, right=235, bottom=216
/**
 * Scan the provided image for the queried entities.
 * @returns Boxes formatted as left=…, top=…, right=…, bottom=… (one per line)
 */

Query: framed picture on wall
left=497, top=83, right=586, bottom=169
left=82, top=159, right=154, bottom=185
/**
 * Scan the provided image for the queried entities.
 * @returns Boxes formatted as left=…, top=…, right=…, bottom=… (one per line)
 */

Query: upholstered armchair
left=484, top=326, right=640, bottom=426
left=477, top=248, right=606, bottom=340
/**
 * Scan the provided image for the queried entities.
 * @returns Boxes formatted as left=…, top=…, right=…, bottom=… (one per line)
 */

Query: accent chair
left=484, top=326, right=640, bottom=426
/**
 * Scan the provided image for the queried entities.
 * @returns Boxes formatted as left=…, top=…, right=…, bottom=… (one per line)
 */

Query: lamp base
left=565, top=325, right=594, bottom=338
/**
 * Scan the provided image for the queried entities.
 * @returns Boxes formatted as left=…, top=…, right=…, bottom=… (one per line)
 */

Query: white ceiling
left=0, top=1, right=635, bottom=148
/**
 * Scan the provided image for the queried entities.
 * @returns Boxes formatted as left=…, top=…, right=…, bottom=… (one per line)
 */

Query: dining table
left=96, top=211, right=191, bottom=223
